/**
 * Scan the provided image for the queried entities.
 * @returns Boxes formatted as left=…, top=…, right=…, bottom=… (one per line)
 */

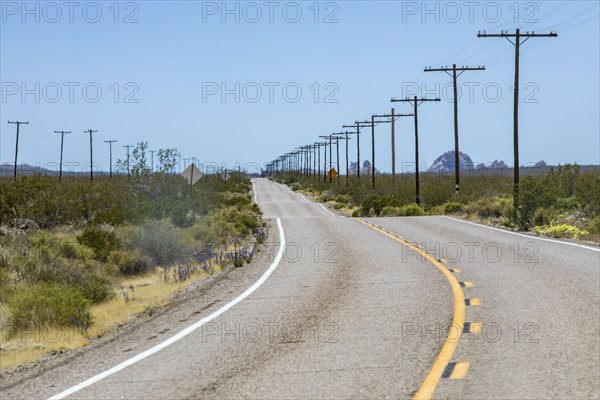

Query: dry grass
left=0, top=266, right=215, bottom=371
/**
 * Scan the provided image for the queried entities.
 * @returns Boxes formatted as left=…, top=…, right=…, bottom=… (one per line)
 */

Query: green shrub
left=8, top=283, right=90, bottom=332
left=380, top=206, right=404, bottom=217
left=108, top=250, right=152, bottom=276
left=131, top=220, right=190, bottom=266
left=518, top=177, right=556, bottom=229
left=443, top=202, right=463, bottom=214
left=77, top=275, right=114, bottom=303
left=334, top=194, right=352, bottom=204
left=77, top=225, right=122, bottom=262
left=289, top=182, right=301, bottom=191
left=465, top=196, right=512, bottom=219
left=587, top=216, right=600, bottom=234
left=402, top=204, right=425, bottom=216
left=361, top=196, right=402, bottom=216
left=533, top=207, right=555, bottom=227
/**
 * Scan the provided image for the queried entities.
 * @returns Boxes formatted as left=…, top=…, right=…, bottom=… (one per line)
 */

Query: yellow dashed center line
left=449, top=361, right=470, bottom=379
left=355, top=218, right=467, bottom=400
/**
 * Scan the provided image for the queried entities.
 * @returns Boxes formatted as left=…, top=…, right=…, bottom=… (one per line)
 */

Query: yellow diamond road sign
left=181, top=163, right=203, bottom=185
left=328, top=168, right=338, bottom=178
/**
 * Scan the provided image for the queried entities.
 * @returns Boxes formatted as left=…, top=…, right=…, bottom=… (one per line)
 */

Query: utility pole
left=54, top=130, right=71, bottom=182
left=315, top=142, right=321, bottom=184
left=84, top=129, right=98, bottom=181
left=478, top=28, right=557, bottom=208
left=123, top=144, right=133, bottom=176
left=358, top=113, right=413, bottom=191
left=150, top=150, right=155, bottom=172
left=319, top=136, right=330, bottom=182
left=391, top=96, right=440, bottom=206
left=333, top=131, right=352, bottom=186
left=388, top=108, right=414, bottom=193
left=8, top=121, right=29, bottom=179
left=104, top=140, right=117, bottom=178
left=425, top=64, right=486, bottom=194
left=342, top=121, right=370, bottom=178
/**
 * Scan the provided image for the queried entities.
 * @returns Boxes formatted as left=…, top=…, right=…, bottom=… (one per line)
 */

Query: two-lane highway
left=1, top=179, right=598, bottom=399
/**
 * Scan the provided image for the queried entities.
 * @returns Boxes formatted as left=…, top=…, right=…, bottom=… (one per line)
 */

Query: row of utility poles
left=266, top=29, right=557, bottom=207
left=5, top=125, right=191, bottom=181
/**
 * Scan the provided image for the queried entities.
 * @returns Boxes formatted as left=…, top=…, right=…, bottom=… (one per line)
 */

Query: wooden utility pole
left=332, top=132, right=350, bottom=187
left=424, top=64, right=486, bottom=194
left=319, top=136, right=331, bottom=182
left=84, top=129, right=98, bottom=181
left=478, top=28, right=557, bottom=208
left=104, top=140, right=117, bottom=178
left=123, top=144, right=133, bottom=176
left=8, top=121, right=28, bottom=179
left=55, top=130, right=71, bottom=181
left=391, top=96, right=440, bottom=206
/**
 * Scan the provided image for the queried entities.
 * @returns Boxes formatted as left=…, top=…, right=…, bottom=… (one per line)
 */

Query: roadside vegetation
left=0, top=143, right=265, bottom=370
left=275, top=164, right=600, bottom=242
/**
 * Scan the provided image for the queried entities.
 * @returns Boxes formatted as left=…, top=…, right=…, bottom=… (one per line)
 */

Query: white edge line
left=441, top=216, right=600, bottom=252
left=297, top=192, right=310, bottom=203
left=48, top=218, right=286, bottom=400
left=318, top=203, right=336, bottom=217
left=252, top=181, right=258, bottom=204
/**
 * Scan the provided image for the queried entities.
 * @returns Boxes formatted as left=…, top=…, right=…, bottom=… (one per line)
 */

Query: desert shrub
left=587, top=216, right=600, bottom=234
left=443, top=202, right=463, bottom=214
left=380, top=206, right=404, bottom=217
left=8, top=283, right=90, bottom=332
left=533, top=207, right=556, bottom=227
left=361, top=196, right=403, bottom=216
left=317, top=190, right=336, bottom=203
left=108, top=250, right=152, bottom=276
left=465, top=196, right=512, bottom=219
left=334, top=194, right=352, bottom=204
left=574, top=173, right=600, bottom=216
left=518, top=177, right=557, bottom=229
left=77, top=225, right=122, bottom=262
left=402, top=204, right=425, bottom=216
left=169, top=201, right=194, bottom=228
left=533, top=224, right=588, bottom=240
left=351, top=209, right=360, bottom=217
left=130, top=220, right=191, bottom=266
left=77, top=275, right=114, bottom=303
left=289, top=182, right=301, bottom=191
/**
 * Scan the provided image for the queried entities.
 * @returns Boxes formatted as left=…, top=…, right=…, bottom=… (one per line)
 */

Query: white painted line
left=252, top=181, right=258, bottom=204
left=297, top=192, right=311, bottom=203
left=318, top=203, right=336, bottom=217
left=442, top=216, right=600, bottom=252
left=48, top=218, right=287, bottom=400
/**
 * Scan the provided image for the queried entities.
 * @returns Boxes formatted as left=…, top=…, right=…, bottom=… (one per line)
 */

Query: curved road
left=1, top=179, right=598, bottom=399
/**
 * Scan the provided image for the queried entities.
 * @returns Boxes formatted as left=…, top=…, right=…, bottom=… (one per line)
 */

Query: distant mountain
left=475, top=160, right=510, bottom=169
left=427, top=151, right=474, bottom=172
left=534, top=160, right=547, bottom=167
left=349, top=160, right=376, bottom=175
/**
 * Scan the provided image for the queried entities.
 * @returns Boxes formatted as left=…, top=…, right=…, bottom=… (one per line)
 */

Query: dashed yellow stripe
left=355, top=218, right=466, bottom=400
left=465, top=298, right=481, bottom=306
left=460, top=281, right=474, bottom=288
left=449, top=361, right=470, bottom=379
left=449, top=268, right=462, bottom=273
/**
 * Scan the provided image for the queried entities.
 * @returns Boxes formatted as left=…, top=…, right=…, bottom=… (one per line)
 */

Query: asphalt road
left=1, top=178, right=598, bottom=399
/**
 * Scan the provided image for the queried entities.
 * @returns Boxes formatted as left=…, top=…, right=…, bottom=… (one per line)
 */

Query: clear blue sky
left=1, top=1, right=599, bottom=173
